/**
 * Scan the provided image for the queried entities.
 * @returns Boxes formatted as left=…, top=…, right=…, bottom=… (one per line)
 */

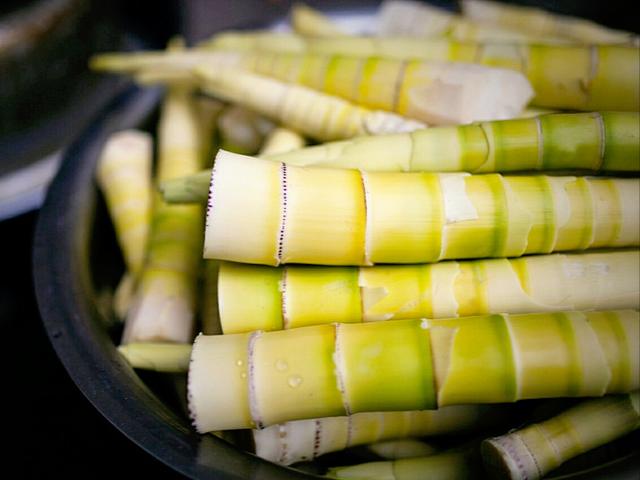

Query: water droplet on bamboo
left=240, top=372, right=247, bottom=379
left=236, top=359, right=244, bottom=367
left=287, top=375, right=303, bottom=388
left=275, top=359, right=289, bottom=372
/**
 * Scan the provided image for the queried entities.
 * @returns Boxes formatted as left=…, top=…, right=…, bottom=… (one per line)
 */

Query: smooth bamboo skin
left=482, top=392, right=640, bottom=480
left=96, top=130, right=153, bottom=276
left=461, top=0, right=639, bottom=45
left=187, top=310, right=639, bottom=432
left=204, top=150, right=639, bottom=266
left=290, top=3, right=346, bottom=37
left=205, top=32, right=640, bottom=111
left=217, top=251, right=640, bottom=333
left=327, top=450, right=475, bottom=480
left=195, top=66, right=425, bottom=142
left=159, top=111, right=640, bottom=204
left=122, top=87, right=205, bottom=344
left=254, top=406, right=488, bottom=465
left=377, top=0, right=566, bottom=43
left=118, top=343, right=192, bottom=373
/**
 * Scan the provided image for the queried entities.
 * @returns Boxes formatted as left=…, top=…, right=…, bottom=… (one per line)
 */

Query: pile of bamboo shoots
left=91, top=2, right=639, bottom=479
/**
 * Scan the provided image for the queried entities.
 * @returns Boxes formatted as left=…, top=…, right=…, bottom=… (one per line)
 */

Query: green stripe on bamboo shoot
left=203, top=150, right=639, bottom=266
left=194, top=65, right=425, bottom=142
left=481, top=392, right=640, bottom=480
left=204, top=32, right=639, bottom=111
left=187, top=310, right=639, bottom=431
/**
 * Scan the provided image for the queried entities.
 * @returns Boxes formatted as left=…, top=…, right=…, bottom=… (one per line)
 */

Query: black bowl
left=33, top=83, right=639, bottom=480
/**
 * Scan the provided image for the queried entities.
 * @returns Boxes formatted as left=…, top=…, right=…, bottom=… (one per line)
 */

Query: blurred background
left=0, top=0, right=637, bottom=478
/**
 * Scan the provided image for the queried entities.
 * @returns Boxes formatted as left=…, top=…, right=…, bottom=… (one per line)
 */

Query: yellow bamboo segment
left=461, top=0, right=639, bottom=45
left=204, top=32, right=639, bottom=111
left=254, top=405, right=489, bottom=465
left=122, top=86, right=205, bottom=344
left=482, top=392, right=640, bottom=480
left=204, top=151, right=639, bottom=266
left=194, top=65, right=425, bottom=142
left=187, top=310, right=639, bottom=432
left=96, top=130, right=153, bottom=276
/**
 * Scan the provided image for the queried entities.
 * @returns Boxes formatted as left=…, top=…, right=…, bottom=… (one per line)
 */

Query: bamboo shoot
left=217, top=250, right=640, bottom=333
left=482, top=392, right=640, bottom=479
left=203, top=150, right=639, bottom=266
left=187, top=310, right=639, bottom=431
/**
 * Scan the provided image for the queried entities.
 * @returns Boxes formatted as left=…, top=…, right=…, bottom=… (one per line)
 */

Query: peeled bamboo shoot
left=255, top=406, right=491, bottom=465
left=217, top=250, right=640, bottom=333
left=204, top=150, right=639, bottom=266
left=482, top=392, right=640, bottom=480
left=195, top=66, right=425, bottom=142
left=187, top=310, right=640, bottom=431
left=92, top=48, right=534, bottom=125
left=205, top=31, right=640, bottom=111
left=96, top=130, right=153, bottom=276
left=160, top=112, right=640, bottom=204
left=122, top=86, right=206, bottom=344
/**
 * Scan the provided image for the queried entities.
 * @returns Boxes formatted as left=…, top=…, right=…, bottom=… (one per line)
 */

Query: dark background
left=1, top=1, right=638, bottom=478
